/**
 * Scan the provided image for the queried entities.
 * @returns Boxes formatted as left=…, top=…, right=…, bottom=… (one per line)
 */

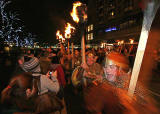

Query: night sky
left=10, top=0, right=87, bottom=44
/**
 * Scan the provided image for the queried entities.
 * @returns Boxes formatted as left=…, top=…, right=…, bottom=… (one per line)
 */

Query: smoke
left=143, top=0, right=160, bottom=31
left=138, top=0, right=160, bottom=51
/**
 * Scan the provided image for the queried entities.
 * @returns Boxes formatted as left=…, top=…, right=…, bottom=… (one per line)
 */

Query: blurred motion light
left=105, top=27, right=117, bottom=32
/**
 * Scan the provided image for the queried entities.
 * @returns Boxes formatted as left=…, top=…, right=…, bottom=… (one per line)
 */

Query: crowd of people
left=0, top=45, right=159, bottom=114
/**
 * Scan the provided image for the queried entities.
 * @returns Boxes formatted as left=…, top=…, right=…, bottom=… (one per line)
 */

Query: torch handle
left=81, top=35, right=86, bottom=64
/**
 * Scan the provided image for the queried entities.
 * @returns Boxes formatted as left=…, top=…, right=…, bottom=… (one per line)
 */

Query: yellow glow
left=111, top=12, right=114, bottom=16
left=129, top=39, right=134, bottom=44
left=70, top=1, right=82, bottom=23
left=56, top=30, right=60, bottom=39
left=4, top=47, right=9, bottom=51
left=101, top=42, right=106, bottom=48
left=83, top=13, right=87, bottom=21
left=56, top=30, right=65, bottom=43
left=120, top=40, right=124, bottom=44
left=65, top=23, right=75, bottom=39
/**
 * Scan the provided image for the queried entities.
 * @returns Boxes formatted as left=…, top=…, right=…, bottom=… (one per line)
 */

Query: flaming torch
left=64, top=23, right=75, bottom=54
left=70, top=2, right=82, bottom=23
left=70, top=1, right=87, bottom=23
left=70, top=1, right=87, bottom=65
left=129, top=39, right=134, bottom=44
left=70, top=1, right=87, bottom=86
left=56, top=30, right=65, bottom=44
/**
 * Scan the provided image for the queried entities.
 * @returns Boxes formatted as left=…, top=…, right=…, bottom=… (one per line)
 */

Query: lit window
left=88, top=26, right=90, bottom=32
left=111, top=11, right=114, bottom=16
left=87, top=34, right=90, bottom=40
left=91, top=33, right=93, bottom=40
left=89, top=34, right=91, bottom=40
left=87, top=24, right=94, bottom=32
left=91, top=24, right=93, bottom=30
left=87, top=33, right=93, bottom=40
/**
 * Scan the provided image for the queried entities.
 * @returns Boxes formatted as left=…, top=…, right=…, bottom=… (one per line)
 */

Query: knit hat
left=21, top=57, right=41, bottom=73
left=105, top=52, right=129, bottom=72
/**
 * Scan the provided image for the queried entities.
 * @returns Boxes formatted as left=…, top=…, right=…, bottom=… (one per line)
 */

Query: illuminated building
left=86, top=0, right=143, bottom=44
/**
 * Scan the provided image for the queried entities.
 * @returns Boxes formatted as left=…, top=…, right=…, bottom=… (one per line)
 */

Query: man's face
left=18, top=57, right=24, bottom=65
left=104, top=65, right=119, bottom=76
left=86, top=53, right=95, bottom=66
left=75, top=50, right=79, bottom=56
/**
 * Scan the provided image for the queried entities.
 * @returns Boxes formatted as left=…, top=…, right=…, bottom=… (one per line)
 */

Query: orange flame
left=121, top=40, right=124, bottom=44
left=83, top=13, right=87, bottom=21
left=56, top=30, right=65, bottom=43
left=61, top=37, right=65, bottom=43
left=65, top=23, right=75, bottom=38
left=129, top=39, right=134, bottom=44
left=70, top=1, right=82, bottom=23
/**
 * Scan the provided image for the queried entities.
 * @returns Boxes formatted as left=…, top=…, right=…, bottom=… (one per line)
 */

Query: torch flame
left=56, top=30, right=65, bottom=43
left=65, top=23, right=75, bottom=38
left=129, top=39, right=134, bottom=44
left=70, top=1, right=82, bottom=23
left=56, top=30, right=60, bottom=39
left=83, top=13, right=87, bottom=21
left=121, top=40, right=124, bottom=44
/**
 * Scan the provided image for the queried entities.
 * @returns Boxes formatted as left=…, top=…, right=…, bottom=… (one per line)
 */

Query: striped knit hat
left=21, top=57, right=41, bottom=73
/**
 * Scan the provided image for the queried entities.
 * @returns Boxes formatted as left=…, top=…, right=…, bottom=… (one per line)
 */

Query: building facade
left=86, top=0, right=143, bottom=44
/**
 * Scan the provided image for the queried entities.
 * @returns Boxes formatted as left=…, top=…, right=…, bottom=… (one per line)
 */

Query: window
left=108, top=10, right=115, bottom=19
left=87, top=24, right=94, bottom=32
left=120, top=22, right=128, bottom=29
left=87, top=33, right=93, bottom=40
left=111, top=11, right=114, bottom=16
left=90, top=33, right=93, bottom=40
left=91, top=24, right=93, bottom=31
left=124, top=0, right=134, bottom=12
left=129, top=20, right=134, bottom=25
left=88, top=26, right=90, bottom=32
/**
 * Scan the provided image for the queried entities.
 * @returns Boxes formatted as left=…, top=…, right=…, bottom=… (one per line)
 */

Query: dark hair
left=1, top=73, right=36, bottom=110
left=51, top=56, right=59, bottom=64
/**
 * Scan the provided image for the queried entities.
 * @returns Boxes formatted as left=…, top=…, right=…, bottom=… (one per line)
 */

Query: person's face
left=86, top=55, right=95, bottom=66
left=27, top=50, right=31, bottom=54
left=104, top=65, right=119, bottom=76
left=75, top=50, right=79, bottom=56
left=18, top=57, right=24, bottom=65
